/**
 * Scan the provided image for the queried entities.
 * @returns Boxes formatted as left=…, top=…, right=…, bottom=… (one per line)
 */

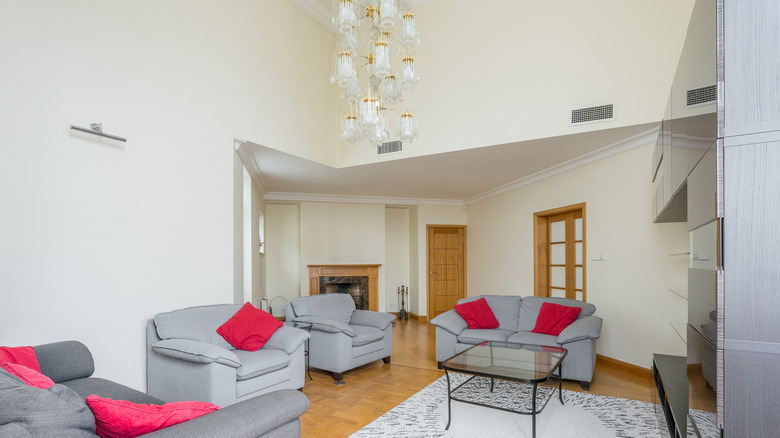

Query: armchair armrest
left=350, top=310, right=395, bottom=331
left=142, top=389, right=309, bottom=438
left=263, top=326, right=311, bottom=354
left=291, top=316, right=356, bottom=337
left=430, top=310, right=468, bottom=336
left=556, top=315, right=603, bottom=344
left=152, top=339, right=241, bottom=368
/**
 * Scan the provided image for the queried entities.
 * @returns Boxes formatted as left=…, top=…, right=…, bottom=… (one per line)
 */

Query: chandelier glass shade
left=331, top=0, right=419, bottom=146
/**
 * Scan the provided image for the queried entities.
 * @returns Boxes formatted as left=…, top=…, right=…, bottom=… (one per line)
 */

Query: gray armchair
left=147, top=304, right=310, bottom=407
left=285, top=294, right=395, bottom=382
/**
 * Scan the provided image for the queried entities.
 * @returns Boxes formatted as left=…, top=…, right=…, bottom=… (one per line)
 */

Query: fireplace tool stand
left=398, top=285, right=409, bottom=320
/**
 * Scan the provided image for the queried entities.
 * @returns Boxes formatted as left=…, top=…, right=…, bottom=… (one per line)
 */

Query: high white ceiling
left=239, top=122, right=658, bottom=204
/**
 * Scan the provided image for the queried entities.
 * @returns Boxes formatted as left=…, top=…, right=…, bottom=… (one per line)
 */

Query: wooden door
left=427, top=225, right=467, bottom=319
left=534, top=203, right=586, bottom=301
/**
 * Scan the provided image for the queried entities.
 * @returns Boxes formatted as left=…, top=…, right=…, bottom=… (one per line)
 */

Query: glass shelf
left=669, top=289, right=689, bottom=300
left=670, top=321, right=687, bottom=344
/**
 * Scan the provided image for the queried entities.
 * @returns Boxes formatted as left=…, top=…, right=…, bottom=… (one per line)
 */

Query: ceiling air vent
left=377, top=140, right=402, bottom=155
left=687, top=84, right=716, bottom=107
left=570, top=104, right=614, bottom=125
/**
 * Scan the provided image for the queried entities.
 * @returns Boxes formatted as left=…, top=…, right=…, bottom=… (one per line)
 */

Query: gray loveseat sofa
left=0, top=341, right=309, bottom=437
left=430, top=295, right=603, bottom=390
left=147, top=304, right=310, bottom=407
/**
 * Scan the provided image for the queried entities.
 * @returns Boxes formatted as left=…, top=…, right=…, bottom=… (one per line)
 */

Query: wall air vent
left=377, top=140, right=402, bottom=155
left=570, top=104, right=614, bottom=125
left=687, top=84, right=716, bottom=107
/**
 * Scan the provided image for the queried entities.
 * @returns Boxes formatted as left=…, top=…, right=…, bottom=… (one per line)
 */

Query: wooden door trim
left=426, top=225, right=467, bottom=319
left=533, top=203, right=587, bottom=299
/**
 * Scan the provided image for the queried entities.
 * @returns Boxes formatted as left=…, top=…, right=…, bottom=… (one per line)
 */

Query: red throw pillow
left=216, top=302, right=283, bottom=351
left=1, top=362, right=55, bottom=389
left=0, top=346, right=41, bottom=372
left=453, top=298, right=500, bottom=329
left=532, top=302, right=582, bottom=336
left=86, top=395, right=219, bottom=438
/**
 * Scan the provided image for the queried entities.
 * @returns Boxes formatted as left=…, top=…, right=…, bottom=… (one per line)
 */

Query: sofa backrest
left=34, top=341, right=95, bottom=383
left=153, top=304, right=242, bottom=349
left=289, top=294, right=356, bottom=324
left=456, top=295, right=523, bottom=332
left=516, top=296, right=597, bottom=332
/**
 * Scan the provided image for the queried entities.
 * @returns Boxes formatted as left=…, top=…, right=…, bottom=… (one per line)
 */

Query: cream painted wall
left=298, top=202, right=387, bottom=308
left=265, top=203, right=301, bottom=317
left=413, top=205, right=468, bottom=316
left=337, top=0, right=696, bottom=166
left=467, top=143, right=688, bottom=368
left=251, top=176, right=266, bottom=305
left=0, top=0, right=335, bottom=390
left=385, top=208, right=410, bottom=312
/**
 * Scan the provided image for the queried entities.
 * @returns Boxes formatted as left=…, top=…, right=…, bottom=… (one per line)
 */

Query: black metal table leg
left=445, top=370, right=452, bottom=430
left=532, top=382, right=538, bottom=438
left=559, top=358, right=564, bottom=404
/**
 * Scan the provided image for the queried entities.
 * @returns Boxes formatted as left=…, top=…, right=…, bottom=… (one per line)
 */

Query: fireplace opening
left=320, top=276, right=369, bottom=310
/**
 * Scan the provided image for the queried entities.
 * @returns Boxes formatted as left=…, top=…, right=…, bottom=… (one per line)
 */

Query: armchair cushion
left=0, top=346, right=40, bottom=372
left=429, top=310, right=468, bottom=336
left=153, top=304, right=242, bottom=350
left=290, top=293, right=355, bottom=324
left=262, top=326, right=310, bottom=355
left=86, top=395, right=219, bottom=438
left=233, top=350, right=290, bottom=381
left=350, top=326, right=384, bottom=347
left=291, top=315, right=356, bottom=337
left=1, top=363, right=55, bottom=389
left=151, top=339, right=240, bottom=368
left=556, top=315, right=603, bottom=344
left=349, top=310, right=395, bottom=331
left=216, top=303, right=283, bottom=351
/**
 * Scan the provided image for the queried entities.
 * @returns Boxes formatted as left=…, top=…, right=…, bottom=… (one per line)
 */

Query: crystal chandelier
left=331, top=0, right=420, bottom=146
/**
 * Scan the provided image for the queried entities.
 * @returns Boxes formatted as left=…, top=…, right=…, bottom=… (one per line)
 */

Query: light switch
left=591, top=254, right=606, bottom=261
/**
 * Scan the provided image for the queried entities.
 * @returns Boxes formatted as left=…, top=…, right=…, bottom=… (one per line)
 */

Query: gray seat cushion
left=0, top=371, right=96, bottom=437
left=233, top=349, right=291, bottom=381
left=457, top=295, right=523, bottom=332
left=350, top=325, right=383, bottom=347
left=457, top=329, right=514, bottom=344
left=506, top=331, right=561, bottom=347
left=517, top=296, right=597, bottom=332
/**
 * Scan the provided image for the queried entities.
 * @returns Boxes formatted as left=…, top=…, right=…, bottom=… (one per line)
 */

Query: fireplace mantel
left=308, top=264, right=380, bottom=312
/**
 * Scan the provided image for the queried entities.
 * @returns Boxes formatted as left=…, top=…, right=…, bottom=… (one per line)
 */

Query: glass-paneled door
left=547, top=210, right=584, bottom=301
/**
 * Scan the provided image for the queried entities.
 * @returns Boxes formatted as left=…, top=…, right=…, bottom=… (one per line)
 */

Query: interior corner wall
left=298, top=202, right=386, bottom=308
left=385, top=207, right=410, bottom=312
left=413, top=205, right=468, bottom=317
left=0, top=0, right=334, bottom=391
left=251, top=179, right=266, bottom=305
left=466, top=143, right=688, bottom=368
left=265, top=203, right=301, bottom=317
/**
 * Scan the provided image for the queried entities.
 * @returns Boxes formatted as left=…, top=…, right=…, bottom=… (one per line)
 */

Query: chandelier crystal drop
left=331, top=0, right=420, bottom=146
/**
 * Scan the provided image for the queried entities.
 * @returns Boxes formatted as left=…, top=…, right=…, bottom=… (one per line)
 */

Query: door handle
left=430, top=271, right=437, bottom=274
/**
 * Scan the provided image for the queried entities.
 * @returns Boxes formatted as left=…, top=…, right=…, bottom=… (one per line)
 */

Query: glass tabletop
left=442, top=341, right=568, bottom=383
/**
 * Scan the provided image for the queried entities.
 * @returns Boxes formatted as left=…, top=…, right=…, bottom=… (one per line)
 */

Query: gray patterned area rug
left=350, top=373, right=674, bottom=438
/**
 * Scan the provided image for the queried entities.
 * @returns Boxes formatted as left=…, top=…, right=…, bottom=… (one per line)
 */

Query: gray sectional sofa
left=430, top=295, right=603, bottom=390
left=0, top=340, right=309, bottom=438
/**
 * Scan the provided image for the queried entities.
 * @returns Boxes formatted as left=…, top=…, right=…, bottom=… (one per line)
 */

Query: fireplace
left=308, top=265, right=380, bottom=312
left=320, top=276, right=369, bottom=310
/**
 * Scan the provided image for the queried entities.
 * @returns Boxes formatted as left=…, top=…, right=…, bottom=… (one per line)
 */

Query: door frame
left=533, top=203, right=587, bottom=299
left=426, top=224, right=468, bottom=319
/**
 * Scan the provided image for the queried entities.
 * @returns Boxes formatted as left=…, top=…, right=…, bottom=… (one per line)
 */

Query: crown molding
left=465, top=127, right=660, bottom=204
left=263, top=191, right=464, bottom=206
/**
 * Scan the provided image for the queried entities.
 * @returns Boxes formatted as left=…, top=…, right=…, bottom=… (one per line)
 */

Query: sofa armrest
left=430, top=310, right=468, bottom=336
left=292, top=316, right=356, bottom=337
left=556, top=315, right=603, bottom=344
left=152, top=339, right=241, bottom=368
left=263, top=326, right=311, bottom=354
left=350, top=310, right=395, bottom=331
left=141, top=389, right=310, bottom=438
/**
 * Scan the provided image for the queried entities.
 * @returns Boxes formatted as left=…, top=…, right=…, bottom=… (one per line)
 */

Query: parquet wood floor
left=299, top=318, right=656, bottom=438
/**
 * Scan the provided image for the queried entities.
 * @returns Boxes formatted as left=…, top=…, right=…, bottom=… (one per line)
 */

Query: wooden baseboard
left=596, top=354, right=652, bottom=379
left=391, top=312, right=428, bottom=322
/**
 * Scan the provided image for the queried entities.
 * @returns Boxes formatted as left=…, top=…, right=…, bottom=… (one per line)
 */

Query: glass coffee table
left=442, top=341, right=567, bottom=438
